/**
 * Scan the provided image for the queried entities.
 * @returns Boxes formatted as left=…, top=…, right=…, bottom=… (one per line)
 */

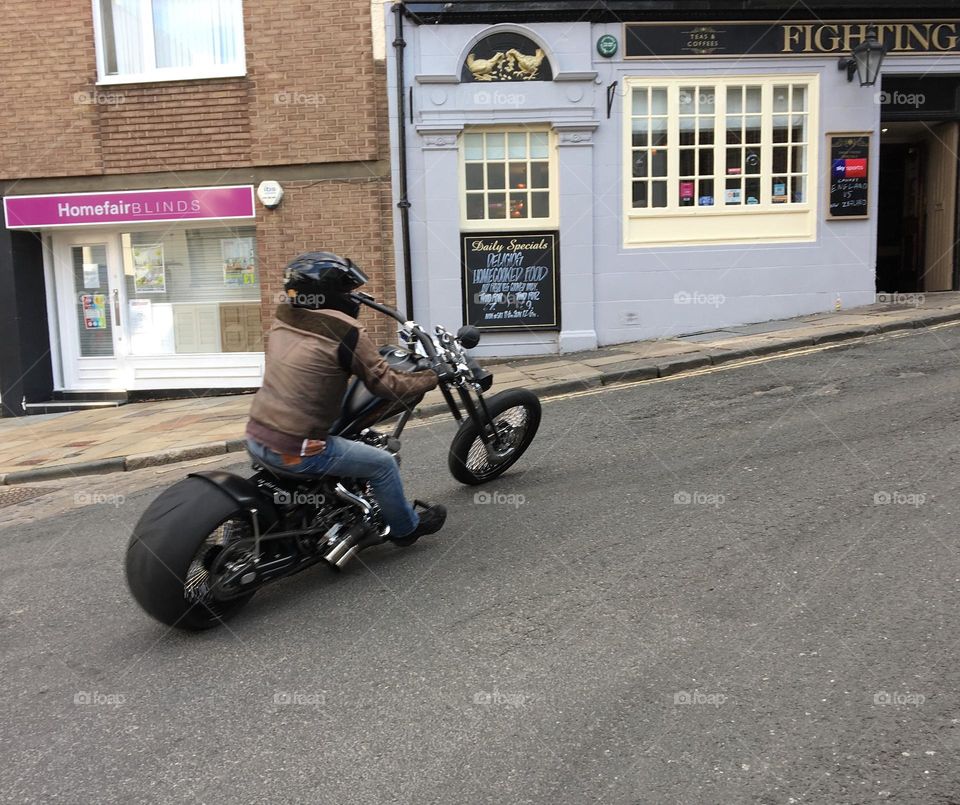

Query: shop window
left=624, top=77, right=818, bottom=247
left=121, top=226, right=262, bottom=355
left=95, top=0, right=245, bottom=83
left=462, top=129, right=555, bottom=228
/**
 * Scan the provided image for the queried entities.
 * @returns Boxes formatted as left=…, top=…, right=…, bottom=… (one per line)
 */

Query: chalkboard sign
left=827, top=133, right=871, bottom=220
left=461, top=231, right=559, bottom=330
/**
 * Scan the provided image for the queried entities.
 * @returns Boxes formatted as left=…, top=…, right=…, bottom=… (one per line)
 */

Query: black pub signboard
left=827, top=133, right=870, bottom=220
left=625, top=20, right=960, bottom=58
left=461, top=231, right=559, bottom=330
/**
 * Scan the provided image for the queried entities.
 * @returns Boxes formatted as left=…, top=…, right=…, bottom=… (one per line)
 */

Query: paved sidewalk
left=3, top=293, right=960, bottom=485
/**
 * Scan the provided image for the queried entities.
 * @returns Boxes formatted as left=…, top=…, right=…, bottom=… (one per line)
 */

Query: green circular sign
left=597, top=34, right=618, bottom=58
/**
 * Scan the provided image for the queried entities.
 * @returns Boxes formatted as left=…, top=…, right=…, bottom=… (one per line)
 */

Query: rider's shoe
left=389, top=501, right=447, bottom=546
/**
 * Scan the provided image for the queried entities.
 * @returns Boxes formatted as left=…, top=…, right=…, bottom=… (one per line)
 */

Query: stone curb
left=1, top=457, right=126, bottom=485
left=4, top=309, right=960, bottom=486
left=124, top=442, right=226, bottom=471
left=811, top=325, right=881, bottom=345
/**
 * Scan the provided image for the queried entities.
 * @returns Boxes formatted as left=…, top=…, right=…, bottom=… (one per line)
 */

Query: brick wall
left=0, top=3, right=101, bottom=179
left=99, top=80, right=251, bottom=173
left=0, top=0, right=401, bottom=358
left=245, top=0, right=380, bottom=166
left=256, top=178, right=399, bottom=345
left=0, top=0, right=383, bottom=179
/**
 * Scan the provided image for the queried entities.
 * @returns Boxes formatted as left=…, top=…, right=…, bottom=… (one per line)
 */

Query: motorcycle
left=125, top=291, right=541, bottom=630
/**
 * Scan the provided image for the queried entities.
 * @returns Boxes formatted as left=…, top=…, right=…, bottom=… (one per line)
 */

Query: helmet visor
left=344, top=260, right=369, bottom=289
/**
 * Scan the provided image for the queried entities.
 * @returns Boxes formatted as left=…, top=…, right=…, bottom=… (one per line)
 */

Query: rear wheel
left=448, top=388, right=541, bottom=485
left=125, top=477, right=256, bottom=631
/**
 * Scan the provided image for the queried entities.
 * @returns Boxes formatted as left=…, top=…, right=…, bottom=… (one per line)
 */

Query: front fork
left=437, top=381, right=510, bottom=459
left=383, top=362, right=505, bottom=457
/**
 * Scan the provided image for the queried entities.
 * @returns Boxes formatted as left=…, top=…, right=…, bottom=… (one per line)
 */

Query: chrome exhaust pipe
left=331, top=545, right=360, bottom=569
left=323, top=486, right=382, bottom=569
left=323, top=523, right=384, bottom=569
left=323, top=533, right=357, bottom=567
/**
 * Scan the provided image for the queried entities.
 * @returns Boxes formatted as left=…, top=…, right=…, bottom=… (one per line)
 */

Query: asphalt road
left=3, top=325, right=960, bottom=804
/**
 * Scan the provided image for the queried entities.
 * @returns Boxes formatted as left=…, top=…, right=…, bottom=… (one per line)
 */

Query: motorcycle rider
left=246, top=251, right=447, bottom=545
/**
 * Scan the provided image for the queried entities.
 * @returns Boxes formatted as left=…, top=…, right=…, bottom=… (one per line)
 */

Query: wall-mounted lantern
left=838, top=25, right=886, bottom=87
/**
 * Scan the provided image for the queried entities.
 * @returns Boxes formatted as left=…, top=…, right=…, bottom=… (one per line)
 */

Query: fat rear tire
left=448, top=388, right=541, bottom=485
left=126, top=477, right=255, bottom=631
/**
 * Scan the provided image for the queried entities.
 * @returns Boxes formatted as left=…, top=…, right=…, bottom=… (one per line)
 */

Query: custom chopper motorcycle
left=125, top=292, right=541, bottom=630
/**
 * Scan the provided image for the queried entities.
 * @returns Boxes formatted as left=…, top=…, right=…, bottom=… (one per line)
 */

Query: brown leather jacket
left=247, top=305, right=438, bottom=451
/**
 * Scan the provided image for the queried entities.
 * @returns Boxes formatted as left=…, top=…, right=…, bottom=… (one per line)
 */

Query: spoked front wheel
left=448, top=388, right=541, bottom=485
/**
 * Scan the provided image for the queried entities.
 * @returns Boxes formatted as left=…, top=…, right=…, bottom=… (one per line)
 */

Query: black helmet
left=283, top=251, right=368, bottom=313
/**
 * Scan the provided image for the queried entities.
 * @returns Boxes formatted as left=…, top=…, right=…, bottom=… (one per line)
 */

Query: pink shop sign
left=3, top=185, right=255, bottom=229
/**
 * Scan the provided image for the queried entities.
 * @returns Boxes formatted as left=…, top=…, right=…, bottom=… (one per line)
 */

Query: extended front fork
left=393, top=381, right=507, bottom=459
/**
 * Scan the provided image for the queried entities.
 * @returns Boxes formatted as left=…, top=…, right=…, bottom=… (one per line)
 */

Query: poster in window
left=133, top=244, right=166, bottom=294
left=128, top=299, right=158, bottom=355
left=82, top=263, right=101, bottom=289
left=724, top=188, right=742, bottom=205
left=461, top=231, right=559, bottom=330
left=127, top=299, right=152, bottom=336
left=222, top=237, right=257, bottom=287
left=81, top=294, right=107, bottom=330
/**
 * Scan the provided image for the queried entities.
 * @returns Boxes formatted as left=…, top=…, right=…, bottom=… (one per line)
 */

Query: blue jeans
left=247, top=436, right=419, bottom=537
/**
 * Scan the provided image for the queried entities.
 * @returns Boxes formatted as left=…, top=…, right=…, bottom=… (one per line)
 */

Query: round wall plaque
left=597, top=34, right=618, bottom=58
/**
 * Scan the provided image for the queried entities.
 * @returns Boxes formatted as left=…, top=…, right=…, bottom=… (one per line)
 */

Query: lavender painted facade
left=387, top=7, right=960, bottom=358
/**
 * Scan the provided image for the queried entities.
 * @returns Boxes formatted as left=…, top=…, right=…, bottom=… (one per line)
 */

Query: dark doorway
left=877, top=121, right=959, bottom=294
left=876, top=139, right=925, bottom=293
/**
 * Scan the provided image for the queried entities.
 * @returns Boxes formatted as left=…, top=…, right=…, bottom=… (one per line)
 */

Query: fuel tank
left=330, top=345, right=426, bottom=438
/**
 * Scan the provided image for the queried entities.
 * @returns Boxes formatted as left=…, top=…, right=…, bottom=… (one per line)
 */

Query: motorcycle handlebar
left=349, top=292, right=439, bottom=359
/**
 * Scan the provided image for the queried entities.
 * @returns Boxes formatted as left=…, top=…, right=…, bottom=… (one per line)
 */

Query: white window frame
left=622, top=75, right=819, bottom=248
left=459, top=126, right=559, bottom=231
left=92, top=0, right=247, bottom=85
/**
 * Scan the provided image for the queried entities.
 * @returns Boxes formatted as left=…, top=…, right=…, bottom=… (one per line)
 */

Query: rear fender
left=188, top=470, right=281, bottom=530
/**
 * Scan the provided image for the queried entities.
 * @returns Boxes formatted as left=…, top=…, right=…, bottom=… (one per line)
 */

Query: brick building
left=0, top=0, right=396, bottom=415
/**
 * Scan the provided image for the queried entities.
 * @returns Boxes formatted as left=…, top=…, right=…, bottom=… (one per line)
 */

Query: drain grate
left=0, top=486, right=61, bottom=509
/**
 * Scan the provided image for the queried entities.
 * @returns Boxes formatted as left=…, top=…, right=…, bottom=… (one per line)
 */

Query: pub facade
left=388, top=2, right=960, bottom=356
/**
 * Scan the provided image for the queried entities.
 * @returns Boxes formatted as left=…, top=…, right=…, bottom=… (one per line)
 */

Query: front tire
left=126, top=477, right=256, bottom=631
left=448, top=388, right=541, bottom=485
